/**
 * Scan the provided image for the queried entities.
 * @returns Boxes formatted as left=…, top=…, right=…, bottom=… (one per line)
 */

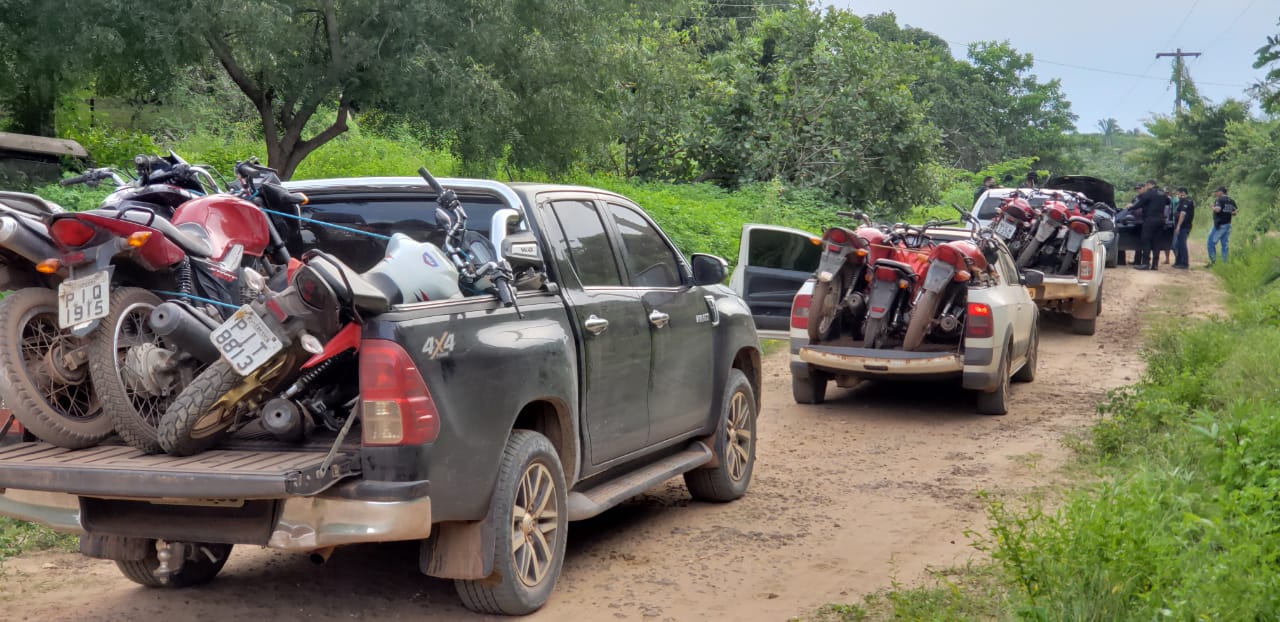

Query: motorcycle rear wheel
left=88, top=287, right=202, bottom=454
left=903, top=289, right=941, bottom=351
left=0, top=287, right=109, bottom=448
left=863, top=315, right=888, bottom=349
left=1015, top=239, right=1042, bottom=269
left=808, top=279, right=840, bottom=343
left=158, top=359, right=246, bottom=456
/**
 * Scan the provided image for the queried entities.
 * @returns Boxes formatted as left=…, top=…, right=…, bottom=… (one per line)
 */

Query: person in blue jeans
left=1172, top=187, right=1194, bottom=269
left=1207, top=186, right=1237, bottom=265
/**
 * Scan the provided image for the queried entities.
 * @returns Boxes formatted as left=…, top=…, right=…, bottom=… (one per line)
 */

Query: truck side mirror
left=1020, top=270, right=1044, bottom=287
left=501, top=230, right=543, bottom=272
left=690, top=253, right=728, bottom=286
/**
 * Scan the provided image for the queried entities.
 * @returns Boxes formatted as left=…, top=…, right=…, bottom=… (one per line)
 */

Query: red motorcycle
left=808, top=211, right=878, bottom=342
left=988, top=195, right=1037, bottom=257
left=35, top=161, right=302, bottom=452
left=1053, top=201, right=1097, bottom=274
left=861, top=221, right=947, bottom=349
left=1016, top=198, right=1070, bottom=268
left=903, top=238, right=990, bottom=350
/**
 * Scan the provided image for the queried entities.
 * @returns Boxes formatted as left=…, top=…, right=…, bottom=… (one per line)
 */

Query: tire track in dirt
left=0, top=266, right=1220, bottom=621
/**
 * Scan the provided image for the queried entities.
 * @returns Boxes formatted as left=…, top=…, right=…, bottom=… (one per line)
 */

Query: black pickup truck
left=0, top=177, right=762, bottom=615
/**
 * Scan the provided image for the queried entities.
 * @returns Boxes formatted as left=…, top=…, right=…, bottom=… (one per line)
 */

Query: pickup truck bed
left=0, top=439, right=357, bottom=499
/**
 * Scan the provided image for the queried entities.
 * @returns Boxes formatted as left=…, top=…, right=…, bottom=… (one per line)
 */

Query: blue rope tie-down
left=152, top=290, right=242, bottom=312
left=259, top=207, right=392, bottom=241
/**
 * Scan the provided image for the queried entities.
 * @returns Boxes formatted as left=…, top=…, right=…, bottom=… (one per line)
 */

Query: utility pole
left=1156, top=48, right=1201, bottom=116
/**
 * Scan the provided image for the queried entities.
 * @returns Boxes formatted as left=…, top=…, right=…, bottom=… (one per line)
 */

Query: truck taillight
left=791, top=294, right=811, bottom=329
left=1079, top=247, right=1094, bottom=280
left=965, top=303, right=993, bottom=339
left=359, top=339, right=440, bottom=446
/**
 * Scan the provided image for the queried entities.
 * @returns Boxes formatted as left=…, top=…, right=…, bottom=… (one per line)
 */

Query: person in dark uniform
left=1172, top=187, right=1194, bottom=269
left=974, top=176, right=995, bottom=202
left=1134, top=180, right=1164, bottom=270
left=1207, top=186, right=1238, bottom=265
left=1121, top=183, right=1145, bottom=266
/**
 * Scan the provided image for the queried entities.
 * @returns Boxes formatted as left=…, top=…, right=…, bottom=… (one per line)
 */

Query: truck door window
left=605, top=203, right=683, bottom=288
left=549, top=200, right=623, bottom=287
left=746, top=228, right=820, bottom=273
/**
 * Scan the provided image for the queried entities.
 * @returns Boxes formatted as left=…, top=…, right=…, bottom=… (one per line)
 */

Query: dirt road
left=1, top=266, right=1220, bottom=621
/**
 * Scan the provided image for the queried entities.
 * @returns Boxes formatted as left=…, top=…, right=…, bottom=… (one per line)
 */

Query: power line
left=942, top=39, right=1246, bottom=88
left=1198, top=0, right=1263, bottom=54
left=1161, top=0, right=1204, bottom=50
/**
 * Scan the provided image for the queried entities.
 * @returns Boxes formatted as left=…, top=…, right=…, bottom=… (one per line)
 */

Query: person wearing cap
left=1133, top=180, right=1164, bottom=270
left=1171, top=187, right=1194, bottom=269
left=1207, top=185, right=1237, bottom=265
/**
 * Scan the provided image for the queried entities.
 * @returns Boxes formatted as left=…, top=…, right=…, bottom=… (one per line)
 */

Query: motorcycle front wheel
left=903, top=289, right=941, bottom=351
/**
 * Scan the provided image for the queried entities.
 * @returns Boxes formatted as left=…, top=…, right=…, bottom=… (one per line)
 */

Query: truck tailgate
left=799, top=345, right=963, bottom=375
left=0, top=442, right=359, bottom=499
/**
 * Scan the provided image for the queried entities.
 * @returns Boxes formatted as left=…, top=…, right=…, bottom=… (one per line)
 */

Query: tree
left=694, top=9, right=940, bottom=210
left=1252, top=20, right=1280, bottom=114
left=1130, top=99, right=1249, bottom=190
left=1097, top=118, right=1121, bottom=146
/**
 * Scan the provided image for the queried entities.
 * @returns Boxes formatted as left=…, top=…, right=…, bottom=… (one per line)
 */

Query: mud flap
left=420, top=518, right=496, bottom=580
left=866, top=282, right=898, bottom=319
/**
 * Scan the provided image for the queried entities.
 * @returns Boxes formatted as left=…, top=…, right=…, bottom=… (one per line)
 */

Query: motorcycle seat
left=117, top=209, right=213, bottom=258
left=0, top=192, right=65, bottom=217
left=306, top=254, right=399, bottom=314
left=873, top=258, right=919, bottom=277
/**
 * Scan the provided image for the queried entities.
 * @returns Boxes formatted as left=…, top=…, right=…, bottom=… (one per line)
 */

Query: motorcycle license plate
left=995, top=220, right=1017, bottom=239
left=57, top=271, right=110, bottom=328
left=211, top=305, right=284, bottom=376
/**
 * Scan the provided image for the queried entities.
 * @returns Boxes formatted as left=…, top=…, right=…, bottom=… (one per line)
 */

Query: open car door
left=729, top=224, right=820, bottom=340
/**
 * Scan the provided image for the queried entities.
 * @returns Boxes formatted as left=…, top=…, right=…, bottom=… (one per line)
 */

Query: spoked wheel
left=455, top=430, right=568, bottom=615
left=88, top=288, right=204, bottom=453
left=0, top=288, right=108, bottom=448
left=808, top=279, right=841, bottom=342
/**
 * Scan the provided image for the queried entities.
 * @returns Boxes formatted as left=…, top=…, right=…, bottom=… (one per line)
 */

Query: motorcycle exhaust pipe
left=149, top=302, right=221, bottom=364
left=261, top=398, right=313, bottom=443
left=0, top=216, right=59, bottom=265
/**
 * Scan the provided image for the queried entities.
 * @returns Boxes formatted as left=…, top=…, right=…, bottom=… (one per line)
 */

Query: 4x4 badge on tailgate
left=423, top=331, right=456, bottom=359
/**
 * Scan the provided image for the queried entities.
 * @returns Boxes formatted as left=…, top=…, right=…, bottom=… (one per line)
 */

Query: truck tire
left=1012, top=324, right=1038, bottom=383
left=685, top=369, right=757, bottom=502
left=1070, top=289, right=1101, bottom=336
left=88, top=287, right=201, bottom=454
left=792, top=369, right=827, bottom=404
left=0, top=288, right=109, bottom=448
left=808, top=280, right=837, bottom=342
left=976, top=345, right=1010, bottom=416
left=116, top=541, right=232, bottom=588
left=902, top=289, right=940, bottom=351
left=158, top=359, right=243, bottom=456
left=1105, top=243, right=1118, bottom=268
left=455, top=430, right=567, bottom=615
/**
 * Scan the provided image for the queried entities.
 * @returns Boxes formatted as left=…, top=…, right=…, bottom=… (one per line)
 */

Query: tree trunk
left=10, top=81, right=57, bottom=137
left=261, top=104, right=350, bottom=181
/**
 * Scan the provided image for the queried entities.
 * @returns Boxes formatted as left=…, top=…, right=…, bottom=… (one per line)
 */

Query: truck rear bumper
left=799, top=345, right=963, bottom=378
left=0, top=486, right=433, bottom=551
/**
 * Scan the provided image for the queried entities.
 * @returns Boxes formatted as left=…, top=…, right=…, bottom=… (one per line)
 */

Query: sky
left=820, top=0, right=1277, bottom=133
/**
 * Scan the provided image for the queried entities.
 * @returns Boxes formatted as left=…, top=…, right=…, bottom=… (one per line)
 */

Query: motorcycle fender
left=1034, top=222, right=1056, bottom=242
left=1065, top=231, right=1085, bottom=253
left=302, top=321, right=361, bottom=369
left=922, top=262, right=954, bottom=293
left=816, top=248, right=852, bottom=282
left=866, top=282, right=898, bottom=319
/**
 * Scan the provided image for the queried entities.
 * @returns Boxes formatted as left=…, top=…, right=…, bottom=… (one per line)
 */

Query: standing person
left=1171, top=187, right=1194, bottom=269
left=973, top=176, right=995, bottom=202
left=1207, top=186, right=1237, bottom=265
left=1134, top=180, right=1164, bottom=271
left=1159, top=188, right=1174, bottom=266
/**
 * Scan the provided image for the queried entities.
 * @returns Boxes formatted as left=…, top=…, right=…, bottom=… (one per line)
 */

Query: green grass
left=0, top=518, right=76, bottom=562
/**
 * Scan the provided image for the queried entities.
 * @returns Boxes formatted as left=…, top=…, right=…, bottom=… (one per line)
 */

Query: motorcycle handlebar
left=60, top=173, right=93, bottom=186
